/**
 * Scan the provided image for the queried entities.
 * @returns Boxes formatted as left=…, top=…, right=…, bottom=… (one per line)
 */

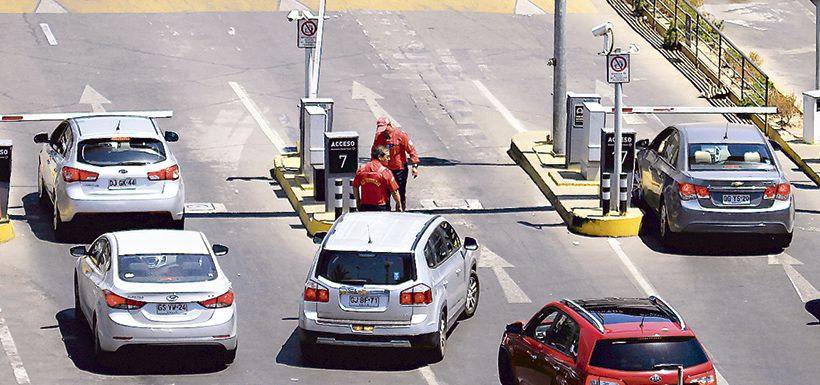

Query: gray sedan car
left=633, top=123, right=794, bottom=247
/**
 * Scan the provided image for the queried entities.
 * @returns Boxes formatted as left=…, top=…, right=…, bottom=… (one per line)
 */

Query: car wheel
left=221, top=344, right=237, bottom=365
left=428, top=311, right=447, bottom=363
left=498, top=348, right=517, bottom=385
left=658, top=201, right=677, bottom=245
left=774, top=232, right=793, bottom=249
left=92, top=317, right=113, bottom=367
left=460, top=271, right=479, bottom=320
left=73, top=274, right=87, bottom=327
left=172, top=217, right=185, bottom=230
left=53, top=204, right=71, bottom=242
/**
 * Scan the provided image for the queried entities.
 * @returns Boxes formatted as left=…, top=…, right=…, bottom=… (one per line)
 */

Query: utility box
left=599, top=128, right=636, bottom=202
left=580, top=102, right=607, bottom=180
left=566, top=92, right=601, bottom=167
left=300, top=97, right=334, bottom=174
left=803, top=90, right=820, bottom=144
left=324, top=131, right=358, bottom=212
left=0, top=140, right=11, bottom=221
left=303, top=105, right=329, bottom=186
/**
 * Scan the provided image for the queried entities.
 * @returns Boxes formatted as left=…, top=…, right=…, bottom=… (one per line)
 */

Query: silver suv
left=298, top=212, right=481, bottom=363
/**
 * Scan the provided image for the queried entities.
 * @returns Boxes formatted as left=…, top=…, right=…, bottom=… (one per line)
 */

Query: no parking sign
left=607, top=53, right=630, bottom=84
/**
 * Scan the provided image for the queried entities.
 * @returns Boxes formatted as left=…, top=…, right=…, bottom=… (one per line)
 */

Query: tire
left=427, top=312, right=447, bottom=363
left=53, top=204, right=71, bottom=242
left=73, top=274, right=87, bottom=327
left=774, top=232, right=793, bottom=249
left=92, top=317, right=113, bottom=367
left=498, top=348, right=516, bottom=385
left=460, top=272, right=479, bottom=320
left=221, top=344, right=237, bottom=365
left=172, top=217, right=185, bottom=230
left=658, top=201, right=677, bottom=245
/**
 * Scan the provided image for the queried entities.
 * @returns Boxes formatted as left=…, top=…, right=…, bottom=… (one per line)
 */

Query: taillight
left=678, top=182, right=709, bottom=200
left=199, top=290, right=234, bottom=308
left=104, top=290, right=145, bottom=310
left=147, top=164, right=180, bottom=181
left=304, top=281, right=329, bottom=302
left=764, top=183, right=790, bottom=201
left=691, top=370, right=717, bottom=385
left=400, top=284, right=432, bottom=305
left=585, top=377, right=625, bottom=385
left=62, top=166, right=98, bottom=182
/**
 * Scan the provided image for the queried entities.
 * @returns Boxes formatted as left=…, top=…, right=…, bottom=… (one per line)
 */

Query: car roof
left=111, top=230, right=210, bottom=255
left=71, top=116, right=160, bottom=139
left=566, top=298, right=693, bottom=338
left=323, top=212, right=439, bottom=253
left=675, top=122, right=764, bottom=144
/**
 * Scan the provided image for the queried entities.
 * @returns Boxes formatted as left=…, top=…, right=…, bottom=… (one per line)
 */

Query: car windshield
left=118, top=254, right=217, bottom=283
left=315, top=250, right=414, bottom=285
left=589, top=337, right=709, bottom=371
left=78, top=138, right=166, bottom=166
left=688, top=143, right=774, bottom=171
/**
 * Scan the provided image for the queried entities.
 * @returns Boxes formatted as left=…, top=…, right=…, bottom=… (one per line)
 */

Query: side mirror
left=769, top=139, right=781, bottom=151
left=70, top=246, right=88, bottom=258
left=505, top=321, right=524, bottom=335
left=212, top=244, right=229, bottom=256
left=313, top=232, right=327, bottom=245
left=164, top=131, right=179, bottom=142
left=464, top=237, right=479, bottom=251
left=636, top=139, right=649, bottom=150
left=34, top=132, right=49, bottom=144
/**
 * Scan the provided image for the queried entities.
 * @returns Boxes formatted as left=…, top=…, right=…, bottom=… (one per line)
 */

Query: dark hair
left=372, top=145, right=388, bottom=160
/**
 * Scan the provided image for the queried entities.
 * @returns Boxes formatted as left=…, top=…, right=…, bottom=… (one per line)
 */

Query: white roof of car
left=73, top=116, right=159, bottom=138
left=324, top=212, right=438, bottom=253
left=112, top=230, right=210, bottom=255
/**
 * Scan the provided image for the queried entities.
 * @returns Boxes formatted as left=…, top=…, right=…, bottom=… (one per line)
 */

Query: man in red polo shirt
left=353, top=145, right=403, bottom=212
left=371, top=116, right=419, bottom=210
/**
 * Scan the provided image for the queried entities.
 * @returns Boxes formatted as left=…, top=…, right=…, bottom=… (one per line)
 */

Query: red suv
left=498, top=297, right=717, bottom=385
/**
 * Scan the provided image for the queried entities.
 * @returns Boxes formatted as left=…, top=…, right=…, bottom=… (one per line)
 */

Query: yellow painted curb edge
left=273, top=157, right=333, bottom=237
left=0, top=221, right=14, bottom=243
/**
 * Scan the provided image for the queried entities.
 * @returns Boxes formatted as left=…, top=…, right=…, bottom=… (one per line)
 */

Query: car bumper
left=97, top=311, right=237, bottom=352
left=670, top=198, right=794, bottom=234
left=299, top=328, right=438, bottom=349
left=298, top=308, right=437, bottom=348
left=58, top=183, right=185, bottom=222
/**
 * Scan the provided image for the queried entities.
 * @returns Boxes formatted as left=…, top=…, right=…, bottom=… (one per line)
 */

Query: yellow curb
left=509, top=131, right=643, bottom=237
left=0, top=220, right=14, bottom=243
left=273, top=156, right=333, bottom=237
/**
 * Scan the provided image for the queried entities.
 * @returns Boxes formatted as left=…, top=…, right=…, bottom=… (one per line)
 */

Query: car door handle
left=456, top=268, right=462, bottom=274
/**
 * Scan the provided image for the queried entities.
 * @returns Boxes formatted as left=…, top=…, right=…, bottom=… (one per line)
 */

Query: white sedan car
left=71, top=229, right=237, bottom=365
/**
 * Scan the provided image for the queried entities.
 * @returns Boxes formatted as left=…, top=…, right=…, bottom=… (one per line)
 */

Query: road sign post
left=607, top=52, right=630, bottom=214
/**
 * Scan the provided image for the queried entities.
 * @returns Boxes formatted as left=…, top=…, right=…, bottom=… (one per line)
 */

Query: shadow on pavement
left=419, top=156, right=516, bottom=167
left=805, top=299, right=820, bottom=325
left=56, top=308, right=228, bottom=375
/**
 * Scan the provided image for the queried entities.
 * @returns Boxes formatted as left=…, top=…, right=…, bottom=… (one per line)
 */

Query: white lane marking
left=229, top=81, right=288, bottom=154
left=514, top=0, right=546, bottom=15
left=78, top=85, right=110, bottom=113
left=472, top=80, right=528, bottom=133
left=0, top=308, right=30, bottom=384
left=607, top=238, right=730, bottom=385
left=35, top=0, right=67, bottom=13
left=478, top=246, right=532, bottom=303
left=769, top=253, right=820, bottom=303
left=418, top=366, right=441, bottom=385
left=351, top=81, right=402, bottom=128
left=39, top=23, right=58, bottom=45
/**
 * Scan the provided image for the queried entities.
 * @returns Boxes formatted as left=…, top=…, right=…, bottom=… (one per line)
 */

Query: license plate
left=156, top=303, right=187, bottom=314
left=722, top=194, right=751, bottom=205
left=349, top=295, right=379, bottom=308
left=108, top=178, right=136, bottom=190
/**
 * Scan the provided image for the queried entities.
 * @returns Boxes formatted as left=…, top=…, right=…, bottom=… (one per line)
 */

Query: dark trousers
left=391, top=167, right=408, bottom=209
left=359, top=204, right=390, bottom=212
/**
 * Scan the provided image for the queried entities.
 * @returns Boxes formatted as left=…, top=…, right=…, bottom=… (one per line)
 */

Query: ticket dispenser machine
left=300, top=97, right=334, bottom=179
left=324, top=131, right=358, bottom=212
left=581, top=102, right=607, bottom=180
left=803, top=90, right=820, bottom=144
left=566, top=92, right=601, bottom=167
left=303, top=106, right=329, bottom=191
left=0, top=140, right=11, bottom=222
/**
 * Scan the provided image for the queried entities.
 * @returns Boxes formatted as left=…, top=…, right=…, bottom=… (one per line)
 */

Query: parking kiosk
left=323, top=131, right=358, bottom=213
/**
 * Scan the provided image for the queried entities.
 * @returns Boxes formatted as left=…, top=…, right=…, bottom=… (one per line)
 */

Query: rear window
left=589, top=337, right=709, bottom=371
left=315, top=250, right=415, bottom=285
left=688, top=143, right=774, bottom=171
left=118, top=254, right=217, bottom=283
left=78, top=138, right=166, bottom=166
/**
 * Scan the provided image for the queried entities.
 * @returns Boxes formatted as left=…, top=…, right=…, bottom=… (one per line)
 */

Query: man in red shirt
left=371, top=116, right=420, bottom=210
left=353, top=145, right=403, bottom=212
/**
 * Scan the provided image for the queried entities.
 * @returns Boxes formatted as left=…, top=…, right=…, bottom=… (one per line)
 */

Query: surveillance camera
left=591, top=22, right=613, bottom=37
left=287, top=9, right=302, bottom=22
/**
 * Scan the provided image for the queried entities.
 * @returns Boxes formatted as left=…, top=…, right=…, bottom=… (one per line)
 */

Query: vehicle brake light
left=585, top=377, right=626, bottom=385
left=199, top=290, right=234, bottom=308
left=764, top=183, right=790, bottom=201
left=147, top=164, right=180, bottom=181
left=1, top=116, right=23, bottom=121
left=678, top=182, right=709, bottom=200
left=104, top=290, right=145, bottom=310
left=304, top=281, right=329, bottom=302
left=690, top=370, right=717, bottom=385
left=62, top=166, right=99, bottom=182
left=400, top=284, right=432, bottom=305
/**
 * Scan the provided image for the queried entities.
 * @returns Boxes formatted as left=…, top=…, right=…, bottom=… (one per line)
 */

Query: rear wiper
left=652, top=363, right=683, bottom=370
left=338, top=279, right=368, bottom=285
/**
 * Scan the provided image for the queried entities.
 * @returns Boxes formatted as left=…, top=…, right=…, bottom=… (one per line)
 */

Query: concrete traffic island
left=273, top=154, right=335, bottom=236
left=508, top=131, right=642, bottom=237
left=0, top=220, right=13, bottom=243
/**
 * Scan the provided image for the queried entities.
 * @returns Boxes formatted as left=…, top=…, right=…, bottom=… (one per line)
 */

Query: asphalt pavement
left=0, top=2, right=819, bottom=385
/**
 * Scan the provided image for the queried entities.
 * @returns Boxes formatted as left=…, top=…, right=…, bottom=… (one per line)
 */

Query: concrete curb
left=508, top=131, right=643, bottom=237
left=0, top=220, right=13, bottom=243
left=273, top=156, right=334, bottom=237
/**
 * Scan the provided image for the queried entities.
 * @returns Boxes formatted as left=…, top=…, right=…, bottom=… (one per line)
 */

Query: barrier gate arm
left=0, top=110, right=173, bottom=122
left=595, top=105, right=778, bottom=115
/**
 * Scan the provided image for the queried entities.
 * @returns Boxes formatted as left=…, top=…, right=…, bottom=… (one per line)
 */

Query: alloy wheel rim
left=660, top=205, right=667, bottom=237
left=439, top=318, right=446, bottom=353
left=466, top=276, right=477, bottom=311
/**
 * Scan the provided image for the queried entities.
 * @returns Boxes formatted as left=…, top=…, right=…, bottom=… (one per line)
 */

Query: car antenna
left=639, top=314, right=645, bottom=329
left=115, top=120, right=121, bottom=131
left=367, top=225, right=372, bottom=244
left=723, top=122, right=729, bottom=140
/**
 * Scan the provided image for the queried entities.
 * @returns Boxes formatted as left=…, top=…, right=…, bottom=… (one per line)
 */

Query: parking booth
left=323, top=131, right=358, bottom=215
left=566, top=93, right=601, bottom=168
left=300, top=97, right=334, bottom=186
left=600, top=128, right=636, bottom=214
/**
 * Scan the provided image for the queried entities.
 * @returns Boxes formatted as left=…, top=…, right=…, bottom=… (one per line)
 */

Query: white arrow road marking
left=278, top=0, right=310, bottom=12
left=472, top=80, right=528, bottom=133
left=769, top=253, right=820, bottom=303
left=229, top=81, right=288, bottom=154
left=607, top=239, right=729, bottom=385
left=39, top=24, right=58, bottom=45
left=35, top=0, right=67, bottom=13
left=352, top=81, right=402, bottom=128
left=418, top=366, right=441, bottom=385
left=79, top=85, right=110, bottom=113
left=478, top=246, right=531, bottom=303
left=0, top=308, right=30, bottom=384
left=514, top=0, right=546, bottom=15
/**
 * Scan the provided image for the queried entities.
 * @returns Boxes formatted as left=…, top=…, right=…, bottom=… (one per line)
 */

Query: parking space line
left=0, top=308, right=30, bottom=384
left=228, top=81, right=288, bottom=154
left=472, top=79, right=528, bottom=133
left=607, top=239, right=729, bottom=385
left=418, top=366, right=441, bottom=385
left=39, top=23, right=58, bottom=45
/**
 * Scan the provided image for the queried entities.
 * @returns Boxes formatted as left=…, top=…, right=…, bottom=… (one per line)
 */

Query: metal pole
left=305, top=49, right=312, bottom=98
left=612, top=82, right=623, bottom=213
left=552, top=0, right=567, bottom=155
left=309, top=0, right=327, bottom=98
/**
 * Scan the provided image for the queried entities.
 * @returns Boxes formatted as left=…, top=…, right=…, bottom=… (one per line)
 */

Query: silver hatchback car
left=634, top=123, right=795, bottom=247
left=34, top=115, right=185, bottom=241
left=299, top=212, right=481, bottom=363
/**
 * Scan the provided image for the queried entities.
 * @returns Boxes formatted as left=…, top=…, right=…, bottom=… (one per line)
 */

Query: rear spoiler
left=0, top=110, right=173, bottom=122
